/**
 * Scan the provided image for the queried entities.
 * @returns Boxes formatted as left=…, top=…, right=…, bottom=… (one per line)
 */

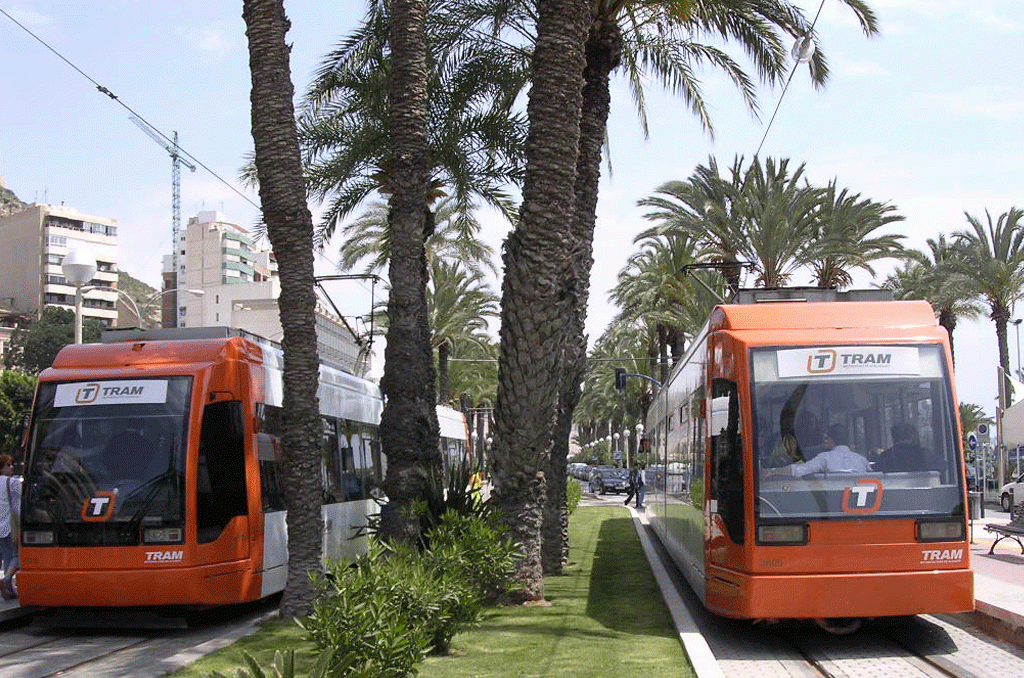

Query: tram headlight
left=22, top=530, right=55, bottom=545
left=916, top=520, right=964, bottom=542
left=756, top=523, right=807, bottom=545
left=144, top=527, right=184, bottom=543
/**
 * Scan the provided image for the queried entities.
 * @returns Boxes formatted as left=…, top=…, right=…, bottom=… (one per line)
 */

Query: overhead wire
left=0, top=6, right=261, bottom=213
left=754, top=0, right=828, bottom=157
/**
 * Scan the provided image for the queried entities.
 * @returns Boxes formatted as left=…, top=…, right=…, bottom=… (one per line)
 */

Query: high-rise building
left=0, top=203, right=119, bottom=327
left=168, top=211, right=366, bottom=375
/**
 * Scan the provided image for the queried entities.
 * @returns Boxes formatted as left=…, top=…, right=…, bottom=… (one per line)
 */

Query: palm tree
left=808, top=180, right=905, bottom=288
left=334, top=197, right=498, bottom=278
left=639, top=156, right=824, bottom=289
left=298, top=0, right=528, bottom=247
left=637, top=157, right=748, bottom=294
left=953, top=207, right=1024, bottom=414
left=377, top=0, right=440, bottom=546
left=544, top=0, right=879, bottom=573
left=426, top=259, right=499, bottom=404
left=492, top=0, right=589, bottom=602
left=884, top=235, right=983, bottom=366
left=242, top=0, right=324, bottom=618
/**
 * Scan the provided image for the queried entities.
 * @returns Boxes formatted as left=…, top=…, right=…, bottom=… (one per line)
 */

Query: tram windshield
left=23, top=377, right=192, bottom=545
left=751, top=344, right=964, bottom=520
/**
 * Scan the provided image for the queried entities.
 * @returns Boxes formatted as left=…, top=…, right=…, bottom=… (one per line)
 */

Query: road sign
left=977, top=423, right=990, bottom=441
left=967, top=432, right=978, bottom=451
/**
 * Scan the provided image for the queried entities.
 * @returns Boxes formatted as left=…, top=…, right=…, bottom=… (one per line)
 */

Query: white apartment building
left=0, top=203, right=119, bottom=328
left=168, top=211, right=366, bottom=375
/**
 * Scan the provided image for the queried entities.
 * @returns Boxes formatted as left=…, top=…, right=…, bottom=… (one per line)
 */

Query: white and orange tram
left=17, top=326, right=468, bottom=609
left=644, top=289, right=974, bottom=630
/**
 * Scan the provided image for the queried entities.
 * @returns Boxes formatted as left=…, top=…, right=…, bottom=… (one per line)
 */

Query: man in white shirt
left=781, top=424, right=871, bottom=477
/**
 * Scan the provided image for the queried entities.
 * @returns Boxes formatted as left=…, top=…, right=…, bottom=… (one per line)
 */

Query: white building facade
left=0, top=203, right=119, bottom=327
left=169, top=211, right=366, bottom=375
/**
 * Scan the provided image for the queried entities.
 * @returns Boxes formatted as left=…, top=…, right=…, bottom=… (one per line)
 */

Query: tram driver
left=772, top=424, right=871, bottom=477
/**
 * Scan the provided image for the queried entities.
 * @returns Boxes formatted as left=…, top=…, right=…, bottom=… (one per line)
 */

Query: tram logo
left=841, top=478, right=884, bottom=514
left=74, top=382, right=102, bottom=404
left=145, top=550, right=184, bottom=562
left=806, top=349, right=837, bottom=373
left=81, top=492, right=116, bottom=521
left=921, top=549, right=963, bottom=563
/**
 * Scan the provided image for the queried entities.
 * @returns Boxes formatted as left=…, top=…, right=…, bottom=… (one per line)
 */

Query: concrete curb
left=628, top=507, right=724, bottom=678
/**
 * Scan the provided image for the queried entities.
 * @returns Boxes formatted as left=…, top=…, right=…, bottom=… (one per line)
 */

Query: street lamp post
left=1014, top=319, right=1022, bottom=380
left=61, top=249, right=97, bottom=344
left=84, top=287, right=205, bottom=328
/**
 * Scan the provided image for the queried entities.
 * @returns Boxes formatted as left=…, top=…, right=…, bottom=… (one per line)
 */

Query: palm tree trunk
left=242, top=0, right=322, bottom=619
left=542, top=18, right=618, bottom=575
left=379, top=0, right=441, bottom=545
left=938, top=308, right=957, bottom=367
left=438, top=341, right=451, bottom=406
left=493, top=0, right=588, bottom=602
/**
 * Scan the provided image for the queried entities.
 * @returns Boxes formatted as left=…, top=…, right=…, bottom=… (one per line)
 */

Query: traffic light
left=614, top=367, right=626, bottom=390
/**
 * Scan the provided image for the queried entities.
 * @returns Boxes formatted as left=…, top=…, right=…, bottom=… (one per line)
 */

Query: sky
left=1, top=1, right=1022, bottom=421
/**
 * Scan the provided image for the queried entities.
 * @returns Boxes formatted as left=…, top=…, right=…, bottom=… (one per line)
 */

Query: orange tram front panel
left=646, top=292, right=974, bottom=623
left=19, top=516, right=263, bottom=608
left=703, top=518, right=973, bottom=619
left=17, top=333, right=274, bottom=609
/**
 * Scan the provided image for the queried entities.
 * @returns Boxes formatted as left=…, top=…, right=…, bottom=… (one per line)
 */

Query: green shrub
left=206, top=648, right=342, bottom=678
left=427, top=510, right=519, bottom=605
left=413, top=459, right=489, bottom=550
left=566, top=478, right=582, bottom=516
left=301, top=543, right=433, bottom=677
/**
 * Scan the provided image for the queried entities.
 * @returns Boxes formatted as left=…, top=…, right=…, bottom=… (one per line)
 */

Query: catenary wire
left=0, top=6, right=261, bottom=214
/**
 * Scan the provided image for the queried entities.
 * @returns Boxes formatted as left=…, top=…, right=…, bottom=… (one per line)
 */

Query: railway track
left=0, top=600, right=277, bottom=678
left=639, top=518, right=1024, bottom=678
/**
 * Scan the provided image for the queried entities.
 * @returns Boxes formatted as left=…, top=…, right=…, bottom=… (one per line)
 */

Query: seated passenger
left=762, top=433, right=804, bottom=468
left=778, top=424, right=871, bottom=477
left=876, top=422, right=930, bottom=472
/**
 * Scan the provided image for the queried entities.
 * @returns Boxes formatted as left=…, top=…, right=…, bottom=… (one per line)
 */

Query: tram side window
left=322, top=417, right=343, bottom=503
left=709, top=379, right=744, bottom=544
left=258, top=404, right=286, bottom=512
left=197, top=400, right=249, bottom=543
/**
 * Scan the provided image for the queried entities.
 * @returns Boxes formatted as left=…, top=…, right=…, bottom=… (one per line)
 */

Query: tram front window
left=751, top=345, right=964, bottom=520
left=22, top=377, right=191, bottom=546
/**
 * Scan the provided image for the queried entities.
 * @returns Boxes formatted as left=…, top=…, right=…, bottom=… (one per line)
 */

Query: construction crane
left=129, top=116, right=196, bottom=326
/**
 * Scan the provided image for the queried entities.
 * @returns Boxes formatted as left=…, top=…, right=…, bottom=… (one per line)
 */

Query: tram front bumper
left=708, top=567, right=975, bottom=620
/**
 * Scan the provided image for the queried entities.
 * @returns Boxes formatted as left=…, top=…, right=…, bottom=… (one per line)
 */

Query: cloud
left=181, top=25, right=232, bottom=58
left=917, top=86, right=1024, bottom=122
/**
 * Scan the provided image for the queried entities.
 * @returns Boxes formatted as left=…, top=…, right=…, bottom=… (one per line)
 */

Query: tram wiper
left=123, top=451, right=182, bottom=538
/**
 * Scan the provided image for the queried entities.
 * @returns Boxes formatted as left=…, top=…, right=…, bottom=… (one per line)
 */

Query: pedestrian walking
left=634, top=463, right=646, bottom=509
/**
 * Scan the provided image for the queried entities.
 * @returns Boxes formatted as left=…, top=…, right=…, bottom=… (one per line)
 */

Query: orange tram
left=645, top=289, right=973, bottom=632
left=17, top=327, right=468, bottom=610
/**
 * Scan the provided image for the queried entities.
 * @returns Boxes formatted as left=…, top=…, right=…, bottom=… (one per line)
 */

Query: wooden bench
left=984, top=501, right=1024, bottom=554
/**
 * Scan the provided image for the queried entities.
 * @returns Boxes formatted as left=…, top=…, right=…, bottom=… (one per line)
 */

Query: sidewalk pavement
left=629, top=502, right=1024, bottom=678
left=967, top=506, right=1024, bottom=647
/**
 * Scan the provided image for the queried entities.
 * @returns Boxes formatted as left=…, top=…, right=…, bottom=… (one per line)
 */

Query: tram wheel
left=814, top=617, right=862, bottom=635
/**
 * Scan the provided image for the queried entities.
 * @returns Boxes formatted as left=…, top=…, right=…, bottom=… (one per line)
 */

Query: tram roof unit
left=712, top=288, right=939, bottom=333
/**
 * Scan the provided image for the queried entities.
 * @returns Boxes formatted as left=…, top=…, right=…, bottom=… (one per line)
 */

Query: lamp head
left=62, top=248, right=98, bottom=286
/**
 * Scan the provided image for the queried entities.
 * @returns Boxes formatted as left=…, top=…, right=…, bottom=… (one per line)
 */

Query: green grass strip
left=417, top=506, right=693, bottom=678
left=171, top=505, right=694, bottom=678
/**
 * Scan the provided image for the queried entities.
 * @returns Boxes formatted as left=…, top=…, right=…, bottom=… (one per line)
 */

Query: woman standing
left=0, top=453, right=21, bottom=600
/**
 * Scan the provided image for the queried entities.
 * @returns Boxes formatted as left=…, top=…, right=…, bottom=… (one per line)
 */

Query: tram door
left=195, top=399, right=251, bottom=557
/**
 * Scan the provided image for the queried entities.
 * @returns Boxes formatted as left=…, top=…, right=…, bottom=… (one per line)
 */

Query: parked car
left=999, top=471, right=1024, bottom=512
left=588, top=466, right=629, bottom=495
